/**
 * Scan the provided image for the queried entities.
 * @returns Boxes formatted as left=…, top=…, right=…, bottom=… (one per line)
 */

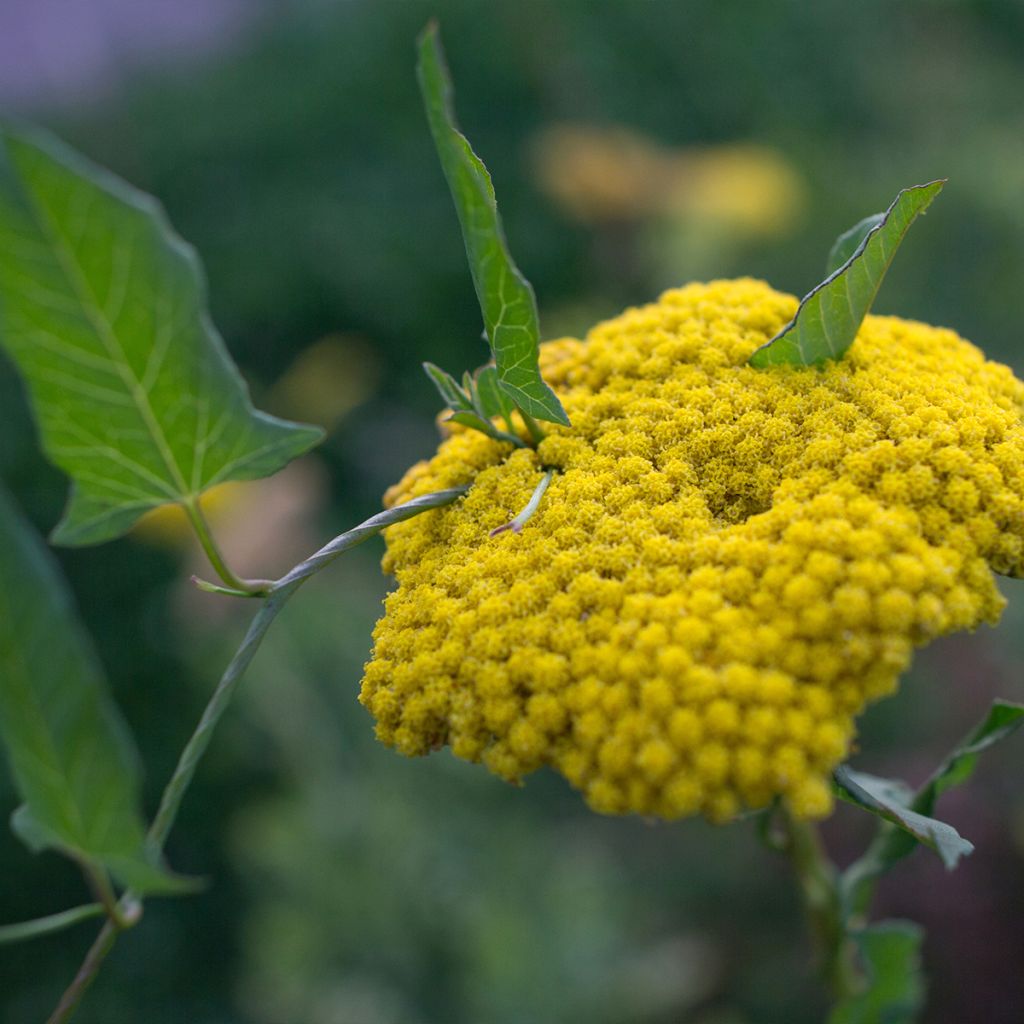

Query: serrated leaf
left=829, top=921, right=925, bottom=1024
left=0, top=124, right=323, bottom=546
left=423, top=361, right=473, bottom=411
left=833, top=765, right=973, bottom=870
left=826, top=213, right=885, bottom=275
left=750, top=181, right=944, bottom=368
left=416, top=23, right=569, bottom=427
left=473, top=365, right=517, bottom=426
left=0, top=484, right=181, bottom=893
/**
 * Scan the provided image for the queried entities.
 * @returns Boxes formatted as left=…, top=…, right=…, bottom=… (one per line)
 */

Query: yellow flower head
left=361, top=279, right=1024, bottom=823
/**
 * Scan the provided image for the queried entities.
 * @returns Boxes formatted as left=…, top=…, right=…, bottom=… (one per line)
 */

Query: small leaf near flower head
left=423, top=361, right=474, bottom=412
left=828, top=921, right=925, bottom=1024
left=423, top=362, right=524, bottom=446
left=416, top=22, right=569, bottom=427
left=833, top=765, right=974, bottom=870
left=749, top=180, right=945, bottom=368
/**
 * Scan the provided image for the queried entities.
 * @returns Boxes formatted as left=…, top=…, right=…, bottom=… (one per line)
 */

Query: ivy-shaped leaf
left=833, top=766, right=974, bottom=870
left=0, top=484, right=182, bottom=893
left=749, top=181, right=944, bottom=368
left=828, top=921, right=925, bottom=1024
left=416, top=23, right=569, bottom=427
left=0, top=124, right=324, bottom=546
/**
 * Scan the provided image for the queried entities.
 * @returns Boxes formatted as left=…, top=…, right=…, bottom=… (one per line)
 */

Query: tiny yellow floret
left=361, top=280, right=1024, bottom=823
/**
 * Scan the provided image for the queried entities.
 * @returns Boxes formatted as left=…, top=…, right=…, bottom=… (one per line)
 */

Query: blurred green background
left=1, top=1, right=1023, bottom=1021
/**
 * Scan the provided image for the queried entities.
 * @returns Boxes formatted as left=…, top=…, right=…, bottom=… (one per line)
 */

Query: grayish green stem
left=781, top=811, right=863, bottom=1002
left=0, top=904, right=104, bottom=945
left=49, top=486, right=469, bottom=1024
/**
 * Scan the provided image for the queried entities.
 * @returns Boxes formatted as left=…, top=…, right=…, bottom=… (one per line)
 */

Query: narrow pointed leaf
left=416, top=23, right=569, bottom=426
left=0, top=124, right=323, bottom=546
left=750, top=181, right=944, bottom=368
left=0, top=484, right=181, bottom=893
left=828, top=921, right=925, bottom=1024
left=833, top=765, right=973, bottom=870
left=423, top=361, right=473, bottom=411
left=841, top=701, right=1023, bottom=919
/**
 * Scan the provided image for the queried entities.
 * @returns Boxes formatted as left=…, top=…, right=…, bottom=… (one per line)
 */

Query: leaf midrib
left=17, top=168, right=195, bottom=503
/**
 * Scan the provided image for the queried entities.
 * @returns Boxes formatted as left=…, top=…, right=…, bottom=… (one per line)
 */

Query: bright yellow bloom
left=360, top=279, right=1024, bottom=822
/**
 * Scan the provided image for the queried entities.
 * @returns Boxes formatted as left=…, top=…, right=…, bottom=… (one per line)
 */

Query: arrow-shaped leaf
left=0, top=124, right=323, bottom=546
left=416, top=23, right=569, bottom=427
left=750, top=181, right=944, bottom=368
left=0, top=484, right=181, bottom=893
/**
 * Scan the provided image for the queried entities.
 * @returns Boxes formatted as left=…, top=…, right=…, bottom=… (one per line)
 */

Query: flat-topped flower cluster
left=361, top=279, right=1024, bottom=822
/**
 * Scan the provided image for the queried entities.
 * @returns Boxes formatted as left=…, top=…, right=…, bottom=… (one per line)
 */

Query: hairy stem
left=781, top=811, right=862, bottom=1002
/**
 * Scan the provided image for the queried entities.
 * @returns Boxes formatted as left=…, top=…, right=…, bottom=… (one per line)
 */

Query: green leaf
left=423, top=361, right=473, bottom=412
left=840, top=701, right=1023, bottom=921
left=826, top=213, right=885, bottom=275
left=0, top=484, right=181, bottom=893
left=829, top=921, right=925, bottom=1024
left=749, top=181, right=944, bottom=368
left=833, top=765, right=973, bottom=870
left=0, top=124, right=323, bottom=546
left=473, top=365, right=517, bottom=426
left=423, top=361, right=524, bottom=446
left=416, top=23, right=569, bottom=427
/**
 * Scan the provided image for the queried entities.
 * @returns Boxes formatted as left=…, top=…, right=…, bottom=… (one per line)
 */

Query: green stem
left=46, top=920, right=118, bottom=1024
left=518, top=409, right=546, bottom=446
left=48, top=486, right=468, bottom=1024
left=78, top=862, right=130, bottom=930
left=182, top=497, right=270, bottom=596
left=0, top=904, right=105, bottom=946
left=781, top=811, right=862, bottom=1002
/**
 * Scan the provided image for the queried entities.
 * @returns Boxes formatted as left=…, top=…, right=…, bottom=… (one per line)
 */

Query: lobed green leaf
left=0, top=484, right=182, bottom=893
left=828, top=921, right=925, bottom=1024
left=0, top=124, right=323, bottom=546
left=416, top=23, right=569, bottom=427
left=750, top=181, right=944, bottom=368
